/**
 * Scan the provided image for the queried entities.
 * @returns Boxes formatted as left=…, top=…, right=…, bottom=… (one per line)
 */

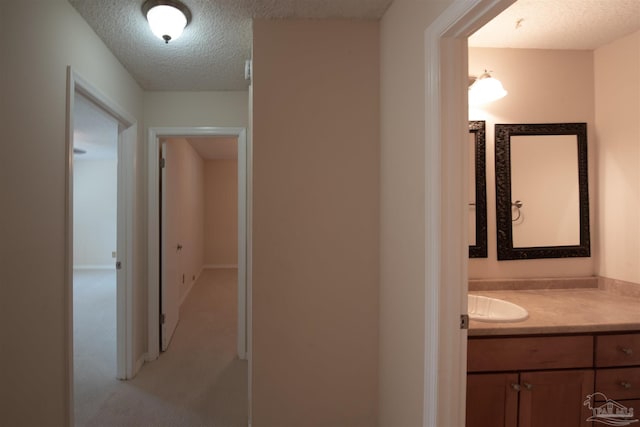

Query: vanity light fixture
left=142, top=0, right=192, bottom=44
left=469, top=70, right=508, bottom=105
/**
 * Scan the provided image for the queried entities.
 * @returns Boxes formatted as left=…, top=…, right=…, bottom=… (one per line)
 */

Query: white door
left=161, top=142, right=180, bottom=351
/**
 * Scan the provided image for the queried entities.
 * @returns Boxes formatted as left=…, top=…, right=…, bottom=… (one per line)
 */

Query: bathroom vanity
left=466, top=285, right=640, bottom=427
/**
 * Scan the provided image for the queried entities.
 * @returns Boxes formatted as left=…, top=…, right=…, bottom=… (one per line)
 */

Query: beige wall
left=73, top=159, right=118, bottom=268
left=595, top=30, right=640, bottom=285
left=204, top=160, right=238, bottom=266
left=163, top=140, right=240, bottom=299
left=163, top=138, right=205, bottom=302
left=468, top=47, right=596, bottom=279
left=252, top=19, right=379, bottom=426
left=378, top=0, right=455, bottom=425
left=0, top=1, right=144, bottom=425
left=144, top=91, right=249, bottom=128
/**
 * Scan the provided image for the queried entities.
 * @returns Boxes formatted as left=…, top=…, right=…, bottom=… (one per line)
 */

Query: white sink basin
left=468, top=294, right=528, bottom=323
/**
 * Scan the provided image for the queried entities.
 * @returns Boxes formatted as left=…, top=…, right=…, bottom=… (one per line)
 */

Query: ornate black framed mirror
left=495, top=122, right=590, bottom=260
left=469, top=120, right=487, bottom=258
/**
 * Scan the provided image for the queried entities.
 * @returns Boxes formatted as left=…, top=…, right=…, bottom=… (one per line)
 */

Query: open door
left=161, top=142, right=180, bottom=351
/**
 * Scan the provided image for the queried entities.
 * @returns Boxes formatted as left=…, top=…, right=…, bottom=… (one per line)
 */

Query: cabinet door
left=467, top=373, right=518, bottom=427
left=519, top=370, right=594, bottom=427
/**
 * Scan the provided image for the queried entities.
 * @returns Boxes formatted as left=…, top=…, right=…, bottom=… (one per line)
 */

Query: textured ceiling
left=69, top=0, right=640, bottom=92
left=68, top=0, right=394, bottom=91
left=469, top=0, right=640, bottom=50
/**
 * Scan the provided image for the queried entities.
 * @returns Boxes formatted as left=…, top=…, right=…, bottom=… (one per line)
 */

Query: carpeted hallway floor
left=74, top=268, right=248, bottom=427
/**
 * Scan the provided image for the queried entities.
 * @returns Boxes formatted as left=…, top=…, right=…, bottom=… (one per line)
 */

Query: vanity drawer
left=595, top=368, right=640, bottom=400
left=468, top=335, right=593, bottom=372
left=605, top=399, right=640, bottom=413
left=596, top=333, right=640, bottom=367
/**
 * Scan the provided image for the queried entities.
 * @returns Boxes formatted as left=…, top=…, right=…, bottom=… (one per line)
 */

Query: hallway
left=74, top=268, right=247, bottom=427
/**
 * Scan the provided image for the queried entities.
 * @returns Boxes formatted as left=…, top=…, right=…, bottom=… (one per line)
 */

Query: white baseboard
left=133, top=353, right=147, bottom=377
left=178, top=264, right=235, bottom=305
left=204, top=264, right=238, bottom=269
left=73, top=265, right=115, bottom=270
left=179, top=266, right=205, bottom=306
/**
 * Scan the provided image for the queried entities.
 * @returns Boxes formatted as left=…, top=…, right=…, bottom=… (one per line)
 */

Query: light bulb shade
left=143, top=0, right=191, bottom=43
left=469, top=73, right=508, bottom=105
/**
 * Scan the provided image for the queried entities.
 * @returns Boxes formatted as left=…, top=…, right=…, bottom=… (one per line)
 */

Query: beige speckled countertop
left=469, top=287, right=640, bottom=336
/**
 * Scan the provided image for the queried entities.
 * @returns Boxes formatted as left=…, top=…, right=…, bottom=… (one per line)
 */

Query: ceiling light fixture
left=469, top=70, right=508, bottom=105
left=142, top=0, right=192, bottom=44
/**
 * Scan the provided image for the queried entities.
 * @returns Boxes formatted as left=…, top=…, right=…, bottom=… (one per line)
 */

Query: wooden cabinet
left=517, top=370, right=593, bottom=427
left=468, top=331, right=640, bottom=427
left=466, top=373, right=518, bottom=427
left=595, top=333, right=640, bottom=367
left=595, top=367, right=640, bottom=399
left=468, top=335, right=593, bottom=372
left=594, top=333, right=640, bottom=409
left=467, top=369, right=593, bottom=427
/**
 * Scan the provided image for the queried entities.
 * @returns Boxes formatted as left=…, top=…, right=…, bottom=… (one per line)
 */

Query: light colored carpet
left=74, top=268, right=248, bottom=427
left=74, top=269, right=118, bottom=424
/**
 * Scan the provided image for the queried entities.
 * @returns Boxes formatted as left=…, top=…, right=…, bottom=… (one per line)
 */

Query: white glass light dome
left=469, top=72, right=508, bottom=105
left=143, top=1, right=191, bottom=44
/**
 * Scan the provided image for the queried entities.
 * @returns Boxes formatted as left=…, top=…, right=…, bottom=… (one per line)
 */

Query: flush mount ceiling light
left=469, top=70, right=508, bottom=105
left=142, top=0, right=192, bottom=44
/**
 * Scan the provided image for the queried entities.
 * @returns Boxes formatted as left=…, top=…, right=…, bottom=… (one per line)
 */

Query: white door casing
left=422, top=1, right=514, bottom=426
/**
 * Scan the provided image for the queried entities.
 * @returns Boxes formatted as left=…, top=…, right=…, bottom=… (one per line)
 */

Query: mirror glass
left=495, top=123, right=590, bottom=260
left=469, top=121, right=487, bottom=258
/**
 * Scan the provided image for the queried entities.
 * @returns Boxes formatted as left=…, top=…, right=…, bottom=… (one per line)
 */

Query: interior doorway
left=422, top=0, right=514, bottom=425
left=66, top=68, right=138, bottom=421
left=72, top=90, right=119, bottom=424
left=147, top=127, right=249, bottom=362
left=158, top=135, right=241, bottom=352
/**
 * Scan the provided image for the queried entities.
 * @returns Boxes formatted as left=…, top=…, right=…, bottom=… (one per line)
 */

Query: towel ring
left=512, top=200, right=523, bottom=222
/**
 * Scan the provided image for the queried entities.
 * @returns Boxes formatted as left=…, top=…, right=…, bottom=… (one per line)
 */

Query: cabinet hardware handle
left=620, top=347, right=633, bottom=355
left=620, top=381, right=632, bottom=389
left=523, top=382, right=533, bottom=391
left=511, top=383, right=521, bottom=392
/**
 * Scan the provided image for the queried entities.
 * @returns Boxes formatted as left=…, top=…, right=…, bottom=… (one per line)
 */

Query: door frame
left=147, top=126, right=249, bottom=361
left=422, top=0, right=514, bottom=425
left=65, top=67, right=137, bottom=395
